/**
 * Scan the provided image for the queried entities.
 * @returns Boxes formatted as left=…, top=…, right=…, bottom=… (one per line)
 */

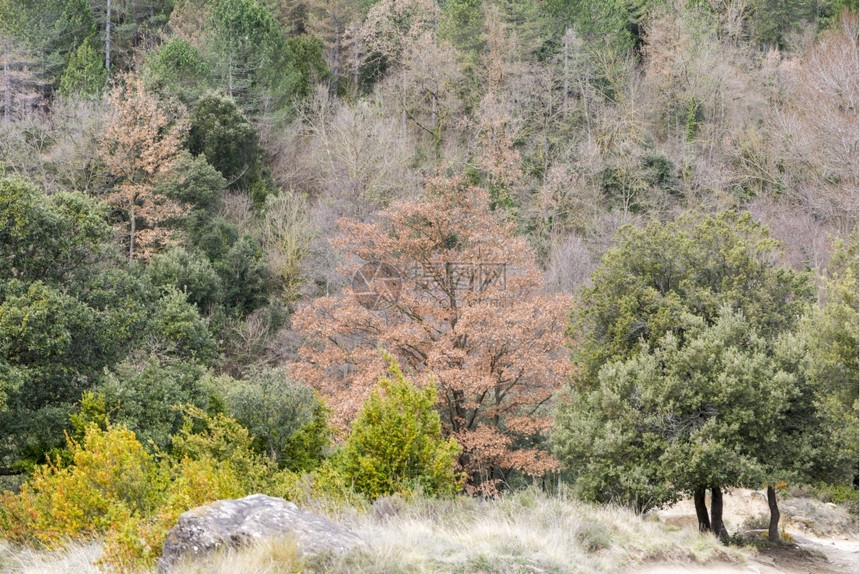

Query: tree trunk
left=431, top=89, right=438, bottom=142
left=710, top=486, right=727, bottom=538
left=401, top=72, right=406, bottom=134
left=128, top=201, right=135, bottom=262
left=352, top=33, right=359, bottom=91
left=3, top=45, right=10, bottom=123
left=330, top=14, right=341, bottom=95
left=227, top=54, right=233, bottom=97
left=767, top=485, right=780, bottom=542
left=105, top=0, right=111, bottom=72
left=694, top=487, right=711, bottom=532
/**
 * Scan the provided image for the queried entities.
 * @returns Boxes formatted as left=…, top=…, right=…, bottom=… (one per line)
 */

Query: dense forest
left=0, top=0, right=857, bottom=569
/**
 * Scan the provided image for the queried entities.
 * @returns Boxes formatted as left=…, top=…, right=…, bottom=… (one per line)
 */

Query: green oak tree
left=216, top=367, right=325, bottom=469
left=556, top=310, right=797, bottom=526
left=793, top=235, right=859, bottom=486
left=555, top=211, right=817, bottom=534
left=95, top=355, right=212, bottom=451
left=570, top=211, right=812, bottom=388
left=0, top=177, right=219, bottom=471
left=187, top=94, right=262, bottom=189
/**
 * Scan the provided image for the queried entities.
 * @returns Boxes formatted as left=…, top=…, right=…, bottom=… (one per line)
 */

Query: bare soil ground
left=639, top=488, right=859, bottom=574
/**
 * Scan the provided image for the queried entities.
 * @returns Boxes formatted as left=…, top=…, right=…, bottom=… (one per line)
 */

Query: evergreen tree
left=143, top=38, right=213, bottom=104
left=58, top=36, right=107, bottom=98
left=555, top=211, right=817, bottom=532
left=2, top=0, right=95, bottom=103
left=570, top=211, right=812, bottom=389
left=207, top=0, right=299, bottom=112
left=334, top=351, right=463, bottom=499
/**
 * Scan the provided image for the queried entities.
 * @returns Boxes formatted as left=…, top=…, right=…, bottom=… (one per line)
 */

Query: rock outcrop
left=158, top=494, right=363, bottom=571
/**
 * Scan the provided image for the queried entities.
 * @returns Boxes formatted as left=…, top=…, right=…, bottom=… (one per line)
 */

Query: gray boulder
left=158, top=494, right=364, bottom=571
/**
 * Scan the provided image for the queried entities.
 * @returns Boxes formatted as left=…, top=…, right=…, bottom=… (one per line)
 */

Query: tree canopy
left=292, top=177, right=571, bottom=494
left=554, top=211, right=841, bottom=537
left=571, top=211, right=813, bottom=388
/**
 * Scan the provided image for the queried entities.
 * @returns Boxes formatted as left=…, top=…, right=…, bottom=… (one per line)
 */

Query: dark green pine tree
left=58, top=36, right=107, bottom=98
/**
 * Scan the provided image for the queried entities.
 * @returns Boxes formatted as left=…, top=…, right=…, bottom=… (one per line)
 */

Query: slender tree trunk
left=105, top=0, right=111, bottom=72
left=710, top=486, right=727, bottom=538
left=352, top=33, right=359, bottom=92
left=330, top=14, right=341, bottom=95
left=694, top=487, right=711, bottom=532
left=129, top=201, right=135, bottom=262
left=227, top=54, right=233, bottom=97
left=767, top=485, right=780, bottom=542
left=401, top=73, right=406, bottom=133
left=39, top=47, right=47, bottom=108
left=578, top=74, right=591, bottom=144
left=431, top=88, right=438, bottom=140
left=3, top=45, right=10, bottom=124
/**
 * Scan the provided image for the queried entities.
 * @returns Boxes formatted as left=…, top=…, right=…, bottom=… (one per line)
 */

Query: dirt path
left=791, top=534, right=858, bottom=573
left=638, top=489, right=859, bottom=574
left=637, top=537, right=857, bottom=574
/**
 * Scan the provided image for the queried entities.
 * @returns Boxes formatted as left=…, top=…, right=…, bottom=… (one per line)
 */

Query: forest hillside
left=0, top=0, right=857, bottom=571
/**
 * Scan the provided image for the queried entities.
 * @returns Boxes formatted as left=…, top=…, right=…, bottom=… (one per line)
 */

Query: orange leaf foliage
left=100, top=73, right=189, bottom=260
left=291, top=177, right=571, bottom=493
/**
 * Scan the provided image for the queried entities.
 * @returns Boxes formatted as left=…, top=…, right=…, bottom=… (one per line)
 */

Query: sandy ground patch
left=640, top=488, right=859, bottom=574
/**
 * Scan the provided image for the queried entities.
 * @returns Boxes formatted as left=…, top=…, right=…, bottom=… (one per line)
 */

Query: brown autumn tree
left=291, top=177, right=571, bottom=494
left=100, top=73, right=189, bottom=261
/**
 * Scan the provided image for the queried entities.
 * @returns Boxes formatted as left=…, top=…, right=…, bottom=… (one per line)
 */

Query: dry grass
left=169, top=537, right=302, bottom=574
left=0, top=489, right=746, bottom=574
left=0, top=539, right=102, bottom=574
left=306, top=488, right=744, bottom=573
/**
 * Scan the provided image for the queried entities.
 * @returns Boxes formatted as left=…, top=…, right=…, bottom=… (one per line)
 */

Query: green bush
left=333, top=352, right=463, bottom=499
left=218, top=368, right=330, bottom=470
left=95, top=357, right=212, bottom=451
left=187, top=95, right=261, bottom=189
left=0, top=425, right=163, bottom=545
left=146, top=247, right=224, bottom=312
left=279, top=401, right=332, bottom=473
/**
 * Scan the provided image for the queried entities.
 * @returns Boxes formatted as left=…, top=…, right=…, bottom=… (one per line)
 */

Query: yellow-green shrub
left=333, top=352, right=463, bottom=500
left=100, top=456, right=250, bottom=571
left=2, top=425, right=160, bottom=546
left=169, top=405, right=272, bottom=493
left=282, top=461, right=368, bottom=508
left=0, top=408, right=281, bottom=572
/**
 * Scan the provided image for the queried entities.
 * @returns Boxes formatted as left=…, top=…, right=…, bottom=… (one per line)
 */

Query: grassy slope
left=1, top=489, right=746, bottom=573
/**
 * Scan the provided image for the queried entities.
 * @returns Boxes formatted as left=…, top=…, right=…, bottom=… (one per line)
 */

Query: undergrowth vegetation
left=1, top=488, right=745, bottom=574
left=0, top=412, right=276, bottom=570
left=0, top=355, right=464, bottom=571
